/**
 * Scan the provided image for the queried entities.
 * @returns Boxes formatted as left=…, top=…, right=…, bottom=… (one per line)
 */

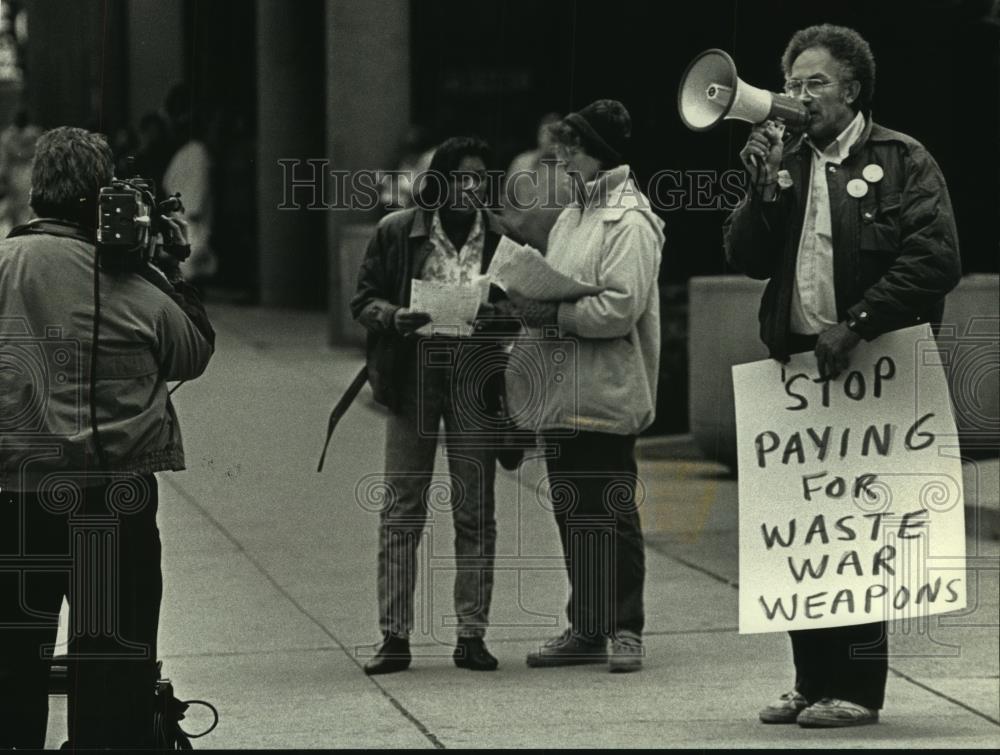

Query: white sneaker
left=797, top=697, right=879, bottom=728
left=758, top=690, right=809, bottom=724
left=609, top=631, right=643, bottom=673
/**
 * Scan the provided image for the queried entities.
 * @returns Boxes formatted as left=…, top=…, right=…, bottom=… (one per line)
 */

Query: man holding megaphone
left=722, top=25, right=961, bottom=728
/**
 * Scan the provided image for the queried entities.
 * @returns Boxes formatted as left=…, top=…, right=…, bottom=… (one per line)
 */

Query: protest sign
left=733, top=324, right=966, bottom=634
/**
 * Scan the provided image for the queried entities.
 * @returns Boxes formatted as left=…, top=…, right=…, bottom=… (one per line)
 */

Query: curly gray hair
left=782, top=24, right=876, bottom=113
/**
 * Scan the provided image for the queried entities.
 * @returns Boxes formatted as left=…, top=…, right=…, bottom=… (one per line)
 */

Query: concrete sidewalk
left=44, top=305, right=1000, bottom=749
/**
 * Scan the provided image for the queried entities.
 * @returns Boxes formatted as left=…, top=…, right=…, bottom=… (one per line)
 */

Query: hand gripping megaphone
left=677, top=48, right=810, bottom=132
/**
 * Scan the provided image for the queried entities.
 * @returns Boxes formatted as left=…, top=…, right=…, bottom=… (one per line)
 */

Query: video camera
left=96, top=177, right=188, bottom=265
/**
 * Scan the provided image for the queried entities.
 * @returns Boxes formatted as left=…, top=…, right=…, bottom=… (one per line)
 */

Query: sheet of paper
left=409, top=278, right=483, bottom=337
left=487, top=236, right=604, bottom=301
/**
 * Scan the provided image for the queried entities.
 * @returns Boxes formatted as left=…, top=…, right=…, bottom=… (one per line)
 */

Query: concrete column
left=126, top=0, right=183, bottom=124
left=688, top=276, right=768, bottom=469
left=256, top=0, right=327, bottom=308
left=24, top=0, right=127, bottom=131
left=325, top=0, right=410, bottom=344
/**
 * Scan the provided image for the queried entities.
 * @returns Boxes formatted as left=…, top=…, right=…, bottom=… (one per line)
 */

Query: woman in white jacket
left=504, top=100, right=664, bottom=674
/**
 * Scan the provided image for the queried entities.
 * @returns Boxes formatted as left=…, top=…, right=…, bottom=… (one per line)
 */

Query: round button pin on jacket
left=847, top=178, right=869, bottom=198
left=777, top=169, right=793, bottom=189
left=862, top=163, right=884, bottom=183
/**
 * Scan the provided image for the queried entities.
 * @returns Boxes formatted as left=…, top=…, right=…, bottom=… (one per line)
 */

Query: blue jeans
left=377, top=343, right=497, bottom=639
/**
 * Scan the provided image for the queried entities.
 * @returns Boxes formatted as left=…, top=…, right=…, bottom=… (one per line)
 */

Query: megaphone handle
left=747, top=153, right=773, bottom=197
left=748, top=121, right=784, bottom=176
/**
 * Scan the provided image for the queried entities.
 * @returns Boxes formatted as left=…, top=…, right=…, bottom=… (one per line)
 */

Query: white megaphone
left=677, top=48, right=810, bottom=132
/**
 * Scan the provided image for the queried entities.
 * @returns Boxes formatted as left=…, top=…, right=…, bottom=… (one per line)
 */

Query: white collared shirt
left=789, top=111, right=866, bottom=334
left=421, top=210, right=484, bottom=285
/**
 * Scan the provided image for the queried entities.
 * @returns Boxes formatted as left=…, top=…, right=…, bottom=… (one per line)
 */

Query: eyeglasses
left=783, top=77, right=838, bottom=98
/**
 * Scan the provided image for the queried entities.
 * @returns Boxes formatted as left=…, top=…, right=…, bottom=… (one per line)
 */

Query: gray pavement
left=44, top=305, right=1000, bottom=749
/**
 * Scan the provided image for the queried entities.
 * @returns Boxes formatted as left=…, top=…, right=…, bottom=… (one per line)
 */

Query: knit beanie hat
left=562, top=99, right=632, bottom=167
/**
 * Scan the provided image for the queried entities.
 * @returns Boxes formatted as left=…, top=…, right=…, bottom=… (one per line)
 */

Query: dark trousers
left=543, top=431, right=645, bottom=639
left=784, top=331, right=889, bottom=710
left=0, top=475, right=162, bottom=749
left=790, top=621, right=889, bottom=710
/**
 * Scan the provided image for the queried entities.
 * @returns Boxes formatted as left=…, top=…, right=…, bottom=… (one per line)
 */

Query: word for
left=801, top=471, right=878, bottom=502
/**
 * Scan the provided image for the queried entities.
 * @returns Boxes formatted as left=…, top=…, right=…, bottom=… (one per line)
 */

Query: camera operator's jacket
left=505, top=165, right=665, bottom=436
left=723, top=118, right=961, bottom=360
left=0, top=224, right=214, bottom=490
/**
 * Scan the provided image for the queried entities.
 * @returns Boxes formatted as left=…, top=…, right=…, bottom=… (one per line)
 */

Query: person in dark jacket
left=0, top=127, right=214, bottom=748
left=351, top=136, right=513, bottom=675
left=723, top=25, right=961, bottom=728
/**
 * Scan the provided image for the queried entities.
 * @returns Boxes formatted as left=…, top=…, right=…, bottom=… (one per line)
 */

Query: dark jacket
left=0, top=223, right=214, bottom=490
left=351, top=207, right=508, bottom=412
left=723, top=119, right=961, bottom=361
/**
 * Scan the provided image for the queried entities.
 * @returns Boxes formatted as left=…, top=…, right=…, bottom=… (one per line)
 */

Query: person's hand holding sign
left=814, top=322, right=862, bottom=380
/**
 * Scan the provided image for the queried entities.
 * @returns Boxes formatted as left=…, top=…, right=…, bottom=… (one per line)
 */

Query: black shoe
left=526, top=628, right=607, bottom=667
left=453, top=637, right=499, bottom=671
left=363, top=634, right=411, bottom=675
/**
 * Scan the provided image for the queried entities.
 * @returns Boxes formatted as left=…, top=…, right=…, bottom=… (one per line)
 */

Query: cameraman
left=0, top=127, right=214, bottom=748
